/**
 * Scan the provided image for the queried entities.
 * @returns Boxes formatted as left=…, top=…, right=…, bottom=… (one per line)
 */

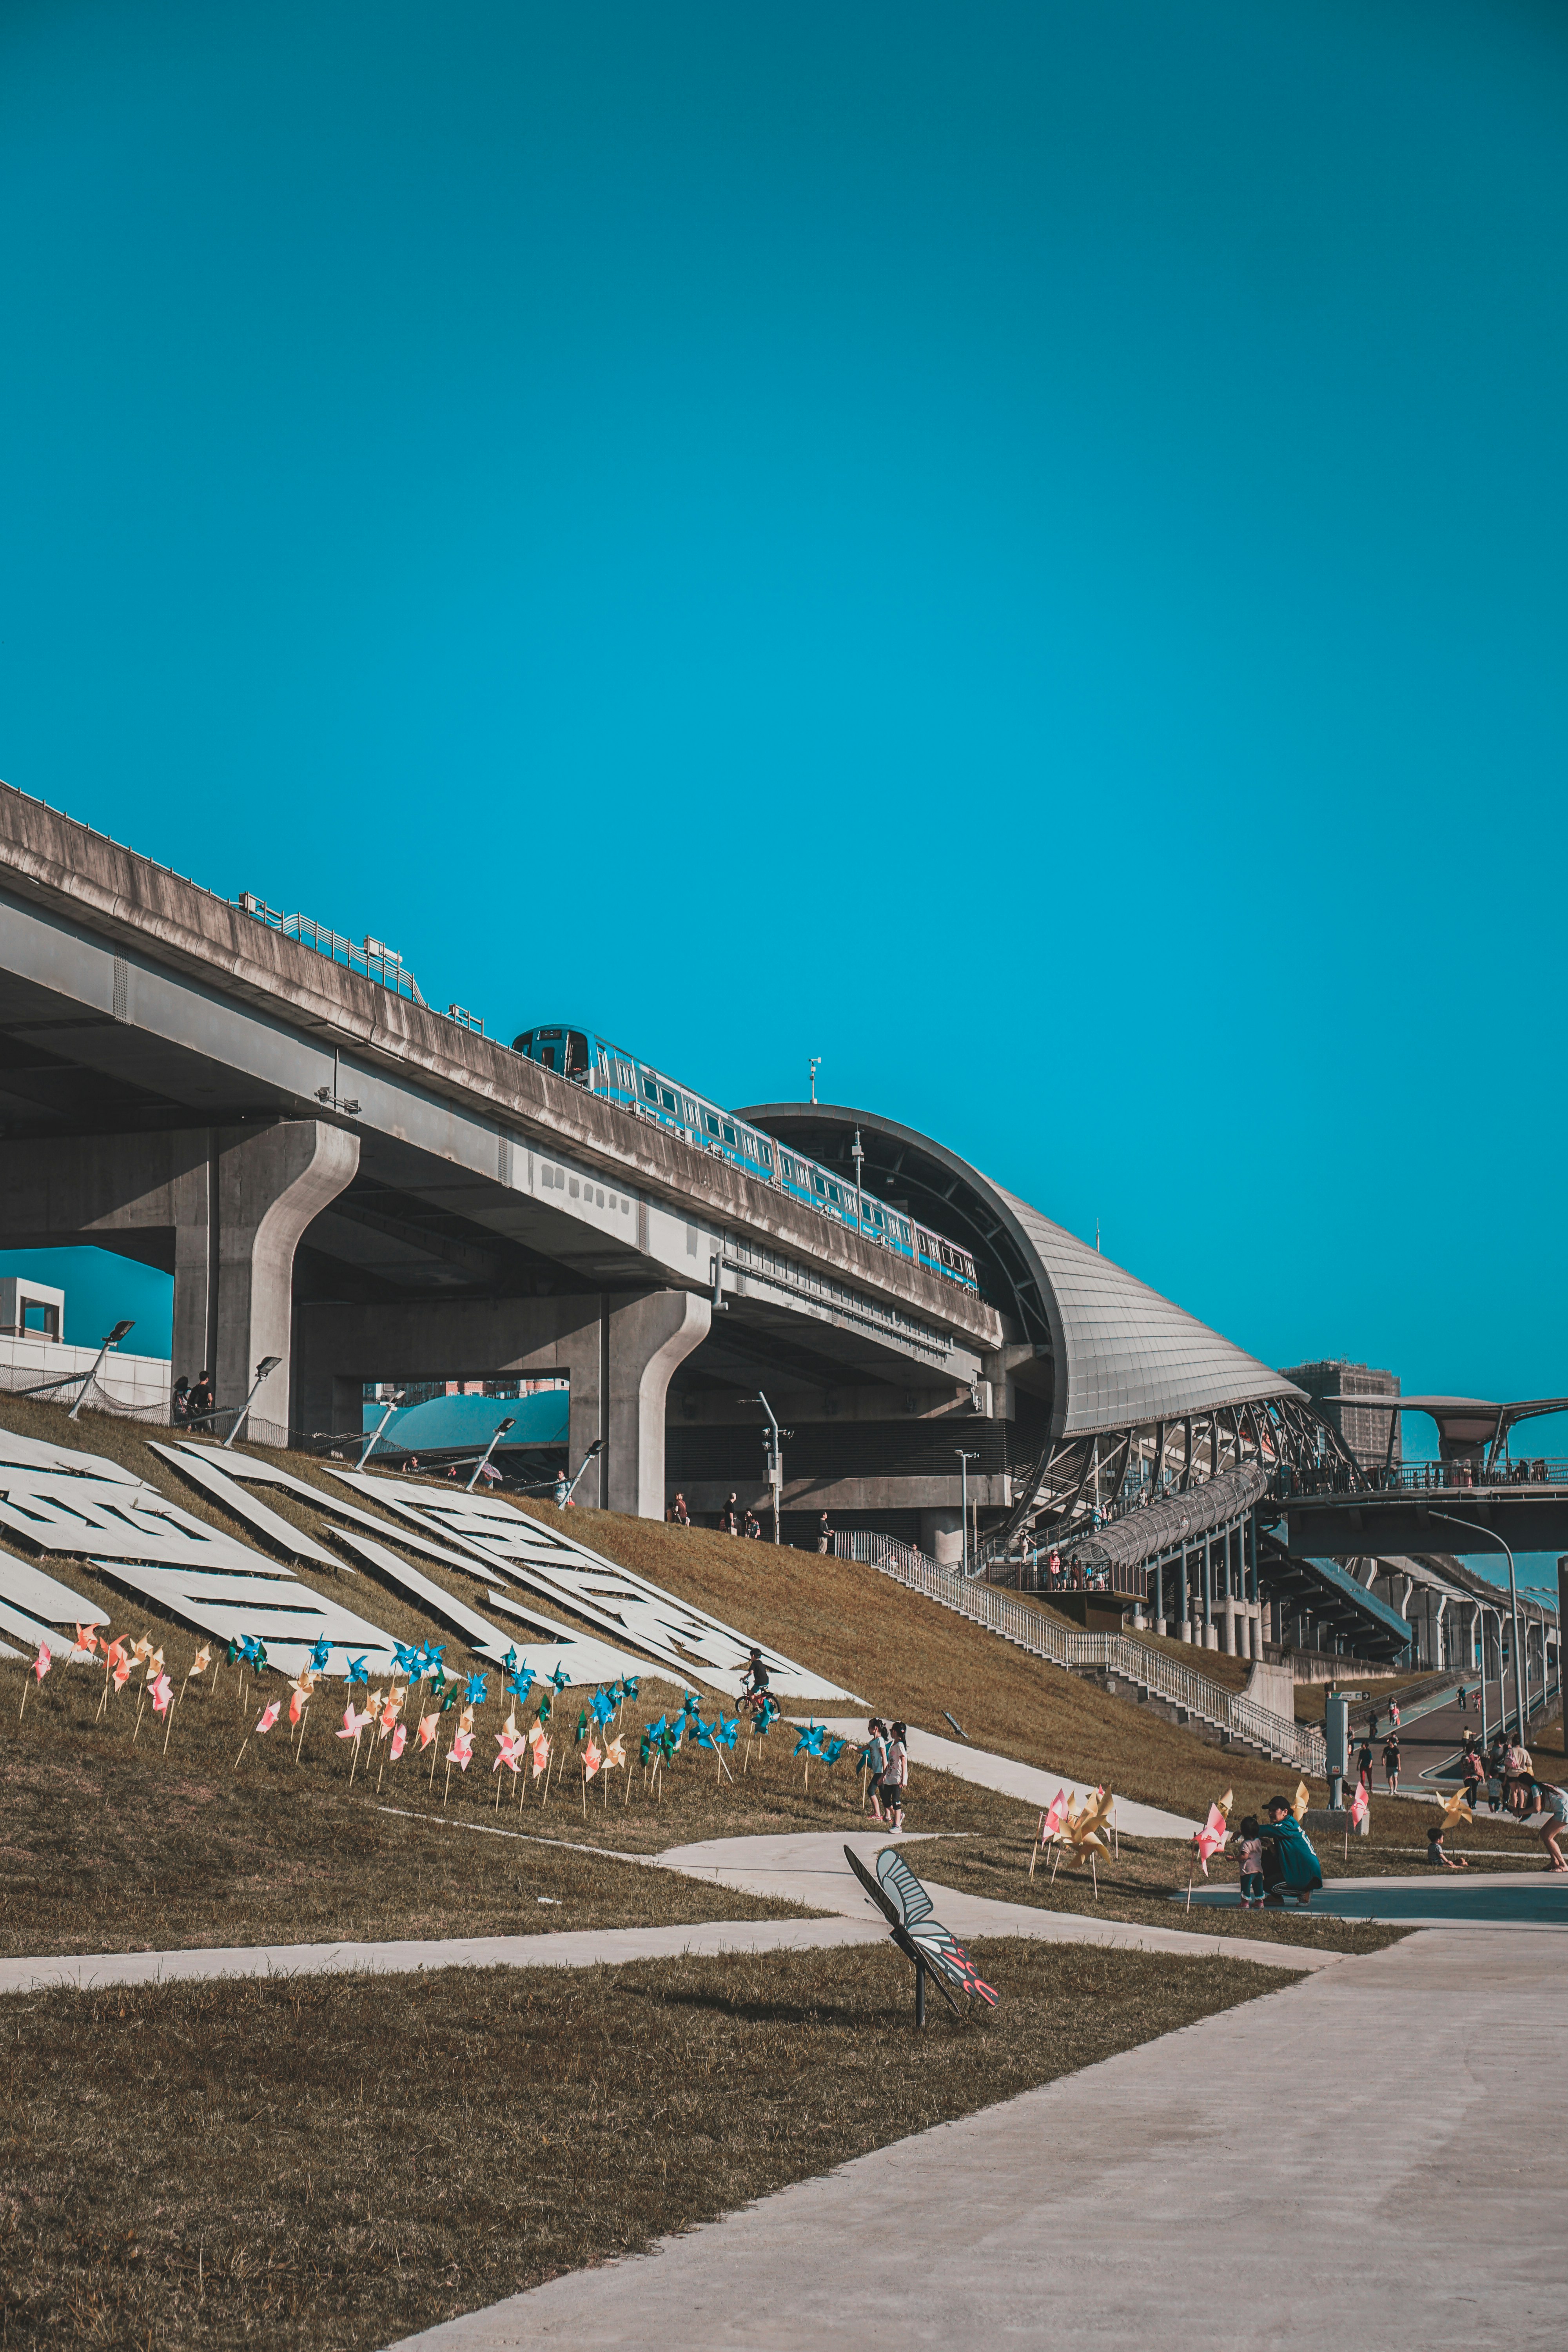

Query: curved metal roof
left=740, top=1103, right=1303, bottom=1442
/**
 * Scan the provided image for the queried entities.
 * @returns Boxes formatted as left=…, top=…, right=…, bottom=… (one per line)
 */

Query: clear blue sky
left=3, top=0, right=1566, bottom=1508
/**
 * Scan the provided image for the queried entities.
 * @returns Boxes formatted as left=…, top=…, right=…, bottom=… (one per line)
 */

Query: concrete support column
left=212, top=1123, right=360, bottom=1445
left=604, top=1289, right=710, bottom=1519
left=919, top=1510, right=965, bottom=1571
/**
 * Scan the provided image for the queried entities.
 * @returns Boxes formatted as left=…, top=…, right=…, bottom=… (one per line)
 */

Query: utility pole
left=808, top=1057, right=820, bottom=1104
left=955, top=1449, right=978, bottom=1576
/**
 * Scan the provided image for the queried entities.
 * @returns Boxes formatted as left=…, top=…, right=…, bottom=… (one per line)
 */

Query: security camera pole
left=67, top=1319, right=136, bottom=1422
left=562, top=1435, right=603, bottom=1503
left=221, top=1354, right=283, bottom=1449
left=357, top=1389, right=406, bottom=1471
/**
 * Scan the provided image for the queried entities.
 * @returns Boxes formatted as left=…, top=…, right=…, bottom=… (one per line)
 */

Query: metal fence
left=832, top=1530, right=1324, bottom=1774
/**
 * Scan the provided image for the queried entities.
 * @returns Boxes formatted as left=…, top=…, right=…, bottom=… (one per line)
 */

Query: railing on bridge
left=238, top=896, right=426, bottom=1004
left=831, top=1530, right=1325, bottom=1775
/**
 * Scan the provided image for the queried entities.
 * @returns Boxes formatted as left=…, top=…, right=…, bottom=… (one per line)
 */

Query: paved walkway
left=388, top=1922, right=1568, bottom=2352
left=815, top=1719, right=1198, bottom=1837
left=0, top=1830, right=1333, bottom=1995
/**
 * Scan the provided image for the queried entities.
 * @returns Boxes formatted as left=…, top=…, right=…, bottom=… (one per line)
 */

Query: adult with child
left=1257, top=1795, right=1322, bottom=1907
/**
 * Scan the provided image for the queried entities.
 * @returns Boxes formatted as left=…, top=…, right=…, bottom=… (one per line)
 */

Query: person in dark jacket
left=1258, top=1796, right=1322, bottom=1907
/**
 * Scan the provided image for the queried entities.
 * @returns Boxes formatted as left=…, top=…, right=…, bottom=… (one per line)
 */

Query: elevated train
left=512, top=1023, right=981, bottom=1298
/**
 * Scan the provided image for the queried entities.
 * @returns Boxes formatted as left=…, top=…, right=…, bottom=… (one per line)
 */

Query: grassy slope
left=1, top=1940, right=1281, bottom=2352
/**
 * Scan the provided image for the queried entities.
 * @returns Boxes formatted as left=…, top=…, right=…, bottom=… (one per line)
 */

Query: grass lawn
left=0, top=1938, right=1284, bottom=2352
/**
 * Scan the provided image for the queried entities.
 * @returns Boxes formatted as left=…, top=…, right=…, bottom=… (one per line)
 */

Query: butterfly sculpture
left=843, top=1845, right=999, bottom=2019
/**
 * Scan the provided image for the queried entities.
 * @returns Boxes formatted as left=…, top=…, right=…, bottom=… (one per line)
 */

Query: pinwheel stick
left=235, top=1736, right=250, bottom=1770
left=1091, top=1853, right=1099, bottom=1901
left=296, top=1710, right=310, bottom=1768
left=1049, top=1842, right=1063, bottom=1886
left=1185, top=1871, right=1193, bottom=1912
left=131, top=1686, right=147, bottom=1743
left=163, top=1674, right=189, bottom=1757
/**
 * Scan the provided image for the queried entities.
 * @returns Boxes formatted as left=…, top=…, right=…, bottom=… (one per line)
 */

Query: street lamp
left=1432, top=1511, right=1528, bottom=1743
left=741, top=1394, right=784, bottom=1543
left=358, top=1389, right=406, bottom=1471
left=221, top=1354, right=283, bottom=1450
left=561, top=1435, right=603, bottom=1504
left=808, top=1057, right=821, bottom=1104
left=955, top=1449, right=979, bottom=1577
left=466, top=1415, right=517, bottom=1492
left=67, top=1319, right=135, bottom=1423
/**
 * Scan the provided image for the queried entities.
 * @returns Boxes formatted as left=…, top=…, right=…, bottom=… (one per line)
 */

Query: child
left=882, top=1721, right=909, bottom=1831
left=1236, top=1815, right=1265, bottom=1909
left=1426, top=1822, right=1470, bottom=1870
left=863, top=1719, right=889, bottom=1821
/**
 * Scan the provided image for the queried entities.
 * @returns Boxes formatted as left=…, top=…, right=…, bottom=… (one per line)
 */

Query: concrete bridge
left=0, top=785, right=1310, bottom=1548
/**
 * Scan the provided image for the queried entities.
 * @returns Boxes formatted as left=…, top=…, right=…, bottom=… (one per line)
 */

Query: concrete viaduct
left=0, top=788, right=1011, bottom=1524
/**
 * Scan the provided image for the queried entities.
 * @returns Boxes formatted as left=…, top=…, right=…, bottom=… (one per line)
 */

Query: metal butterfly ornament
left=844, top=1846, right=1000, bottom=2021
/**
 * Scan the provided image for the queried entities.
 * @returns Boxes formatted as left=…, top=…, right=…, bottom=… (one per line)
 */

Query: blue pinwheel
left=308, top=1637, right=332, bottom=1673
left=622, top=1675, right=640, bottom=1701
left=716, top=1715, right=740, bottom=1752
left=508, top=1664, right=535, bottom=1701
left=794, top=1723, right=828, bottom=1760
left=347, top=1656, right=369, bottom=1686
left=503, top=1645, right=518, bottom=1675
left=690, top=1717, right=717, bottom=1753
left=393, top=1641, right=424, bottom=1679
left=591, top=1688, right=615, bottom=1728
left=548, top=1663, right=570, bottom=1693
left=823, top=1735, right=849, bottom=1769
left=423, top=1643, right=446, bottom=1670
left=646, top=1713, right=668, bottom=1748
left=238, top=1636, right=269, bottom=1673
left=465, top=1673, right=488, bottom=1707
left=682, top=1691, right=700, bottom=1719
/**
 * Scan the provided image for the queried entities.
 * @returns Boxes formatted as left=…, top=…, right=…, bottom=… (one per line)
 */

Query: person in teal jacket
left=1258, top=1795, right=1323, bottom=1907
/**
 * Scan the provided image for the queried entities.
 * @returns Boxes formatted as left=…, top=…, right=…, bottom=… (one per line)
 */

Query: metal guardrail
left=833, top=1530, right=1325, bottom=1775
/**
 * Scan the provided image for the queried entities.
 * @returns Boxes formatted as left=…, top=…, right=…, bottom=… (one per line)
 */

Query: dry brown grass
left=0, top=1938, right=1283, bottom=2351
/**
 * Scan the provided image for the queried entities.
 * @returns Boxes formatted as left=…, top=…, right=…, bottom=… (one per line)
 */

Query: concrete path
left=815, top=1718, right=1198, bottom=1837
left=655, top=1829, right=1329, bottom=1967
left=388, top=1924, right=1568, bottom=2352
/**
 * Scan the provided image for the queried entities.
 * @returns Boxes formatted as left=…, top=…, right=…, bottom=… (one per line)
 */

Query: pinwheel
left=17, top=1641, right=49, bottom=1722
left=289, top=1683, right=310, bottom=1729
left=459, top=1704, right=475, bottom=1734
left=150, top=1671, right=174, bottom=1717
left=338, top=1703, right=372, bottom=1741
left=583, top=1735, right=603, bottom=1781
left=682, top=1691, right=700, bottom=1719
left=844, top=1844, right=999, bottom=2022
left=378, top=1691, right=403, bottom=1734
left=548, top=1664, right=569, bottom=1693
left=535, top=1691, right=551, bottom=1725
left=190, top=1645, right=211, bottom=1679
left=423, top=1643, right=446, bottom=1670
left=393, top=1641, right=424, bottom=1680
left=111, top=1650, right=132, bottom=1691
left=647, top=1713, right=669, bottom=1748
left=389, top=1722, right=407, bottom=1762
left=658, top=1723, right=680, bottom=1761
left=604, top=1734, right=626, bottom=1772
left=308, top=1637, right=332, bottom=1673
left=440, top=1681, right=463, bottom=1713
left=508, top=1666, right=535, bottom=1703
left=690, top=1717, right=717, bottom=1752
left=1193, top=1803, right=1230, bottom=1879
left=621, top=1676, right=640, bottom=1702
left=417, top=1711, right=439, bottom=1749
left=73, top=1624, right=99, bottom=1659
left=715, top=1716, right=740, bottom=1752
left=255, top=1700, right=281, bottom=1734
left=575, top=1706, right=589, bottom=1745
left=591, top=1688, right=615, bottom=1728
left=347, top=1657, right=370, bottom=1688
left=794, top=1723, right=827, bottom=1758
left=1292, top=1780, right=1310, bottom=1823
left=529, top=1723, right=550, bottom=1777
left=639, top=1726, right=654, bottom=1768
left=1052, top=1788, right=1116, bottom=1891
left=1030, top=1788, right=1071, bottom=1877
left=493, top=1726, right=521, bottom=1778
left=465, top=1673, right=488, bottom=1708
left=502, top=1646, right=518, bottom=1675
left=822, top=1735, right=848, bottom=1768
left=131, top=1636, right=154, bottom=1668
left=449, top=1728, right=474, bottom=1770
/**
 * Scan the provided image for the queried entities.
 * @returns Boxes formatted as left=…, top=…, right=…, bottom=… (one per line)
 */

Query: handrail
left=832, top=1531, right=1325, bottom=1775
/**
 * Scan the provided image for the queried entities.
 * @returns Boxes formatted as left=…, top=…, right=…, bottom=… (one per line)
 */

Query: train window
left=827, top=1182, right=840, bottom=1204
left=812, top=1172, right=827, bottom=1196
left=539, top=1028, right=563, bottom=1040
left=660, top=1087, right=677, bottom=1112
left=566, top=1033, right=589, bottom=1075
left=757, top=1144, right=771, bottom=1168
left=642, top=1077, right=659, bottom=1102
left=722, top=1123, right=736, bottom=1147
left=704, top=1111, right=721, bottom=1136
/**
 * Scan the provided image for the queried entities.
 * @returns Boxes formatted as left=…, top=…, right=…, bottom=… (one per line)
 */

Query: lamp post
left=466, top=1414, right=517, bottom=1492
left=742, top=1394, right=784, bottom=1542
left=808, top=1057, right=820, bottom=1104
left=955, top=1449, right=978, bottom=1577
left=67, top=1319, right=135, bottom=1422
left=357, top=1388, right=406, bottom=1471
left=221, top=1354, right=283, bottom=1450
left=562, top=1435, right=603, bottom=1504
left=851, top=1127, right=865, bottom=1209
left=1432, top=1512, right=1528, bottom=1743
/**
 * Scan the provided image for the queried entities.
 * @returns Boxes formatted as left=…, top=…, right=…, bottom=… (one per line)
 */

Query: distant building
left=1281, top=1357, right=1400, bottom=1470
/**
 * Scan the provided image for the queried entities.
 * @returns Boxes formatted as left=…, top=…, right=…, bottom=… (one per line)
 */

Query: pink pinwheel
left=31, top=1644, right=51, bottom=1684
left=150, top=1672, right=174, bottom=1717
left=529, top=1726, right=551, bottom=1778
left=417, top=1711, right=438, bottom=1749
left=449, top=1728, right=474, bottom=1771
left=1042, top=1788, right=1068, bottom=1840
left=74, top=1624, right=100, bottom=1659
left=379, top=1695, right=401, bottom=1734
left=255, top=1700, right=281, bottom=1734
left=111, top=1653, right=132, bottom=1691
left=389, top=1722, right=407, bottom=1761
left=1351, top=1779, right=1369, bottom=1828
left=583, top=1735, right=603, bottom=1782
left=289, top=1686, right=307, bottom=1728
left=493, top=1728, right=520, bottom=1775
left=1194, top=1803, right=1229, bottom=1878
left=337, top=1704, right=372, bottom=1742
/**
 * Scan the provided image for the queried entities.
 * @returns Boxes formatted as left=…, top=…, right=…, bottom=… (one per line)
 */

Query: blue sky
left=2, top=0, right=1566, bottom=1553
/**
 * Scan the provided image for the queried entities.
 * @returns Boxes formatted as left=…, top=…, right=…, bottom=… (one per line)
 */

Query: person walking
left=743, top=1509, right=762, bottom=1539
left=1382, top=1730, right=1402, bottom=1795
left=720, top=1493, right=740, bottom=1536
left=670, top=1492, right=691, bottom=1527
left=190, top=1369, right=215, bottom=1426
left=1504, top=1737, right=1534, bottom=1816
left=863, top=1718, right=889, bottom=1822
left=1356, top=1737, right=1374, bottom=1791
left=881, top=1721, right=909, bottom=1831
left=171, top=1376, right=192, bottom=1428
left=817, top=1511, right=832, bottom=1554
left=1459, top=1736, right=1488, bottom=1815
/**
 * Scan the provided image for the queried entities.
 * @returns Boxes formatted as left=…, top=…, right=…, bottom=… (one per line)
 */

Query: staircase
left=832, top=1530, right=1325, bottom=1775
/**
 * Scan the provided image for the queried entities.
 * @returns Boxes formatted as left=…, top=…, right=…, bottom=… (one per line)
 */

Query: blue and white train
left=511, top=1023, right=981, bottom=1298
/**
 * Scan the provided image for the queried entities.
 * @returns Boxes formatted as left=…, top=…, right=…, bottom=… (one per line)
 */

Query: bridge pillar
left=0, top=1118, right=358, bottom=1446
left=604, top=1290, right=710, bottom=1518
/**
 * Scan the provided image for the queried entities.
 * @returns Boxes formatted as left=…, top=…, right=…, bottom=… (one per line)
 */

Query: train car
left=510, top=1022, right=980, bottom=1297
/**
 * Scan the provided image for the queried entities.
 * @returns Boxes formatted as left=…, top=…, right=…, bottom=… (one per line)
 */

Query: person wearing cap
left=1256, top=1795, right=1323, bottom=1907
